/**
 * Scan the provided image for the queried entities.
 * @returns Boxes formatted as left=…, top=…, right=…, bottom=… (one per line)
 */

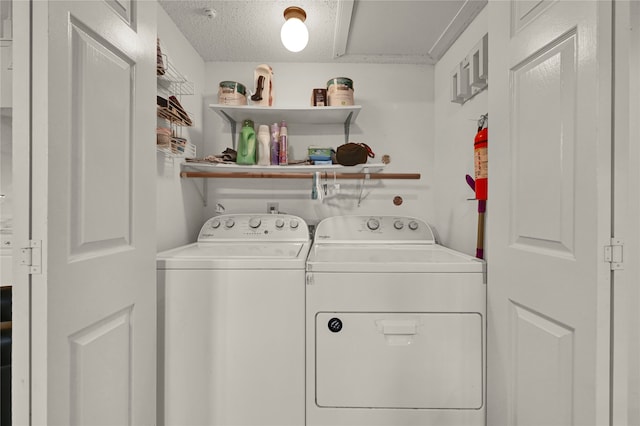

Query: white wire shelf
left=157, top=54, right=194, bottom=96
left=157, top=139, right=196, bottom=158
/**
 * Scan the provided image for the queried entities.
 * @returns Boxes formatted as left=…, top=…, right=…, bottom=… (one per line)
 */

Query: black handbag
left=336, top=143, right=375, bottom=166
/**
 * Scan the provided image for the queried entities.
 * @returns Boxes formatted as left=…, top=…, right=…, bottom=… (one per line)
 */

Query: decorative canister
left=218, top=81, right=248, bottom=106
left=327, top=77, right=354, bottom=106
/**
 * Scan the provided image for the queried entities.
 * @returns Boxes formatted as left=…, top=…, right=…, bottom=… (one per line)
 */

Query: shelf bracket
left=187, top=173, right=209, bottom=207
left=344, top=112, right=353, bottom=143
left=203, top=179, right=208, bottom=207
left=219, top=110, right=238, bottom=150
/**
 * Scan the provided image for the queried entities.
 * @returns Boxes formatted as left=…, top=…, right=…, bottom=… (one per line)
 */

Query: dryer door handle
left=376, top=320, right=418, bottom=335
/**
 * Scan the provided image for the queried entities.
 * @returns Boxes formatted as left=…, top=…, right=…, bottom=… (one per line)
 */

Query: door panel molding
left=511, top=0, right=557, bottom=36
left=509, top=30, right=577, bottom=259
left=69, top=306, right=134, bottom=426
left=509, top=300, right=574, bottom=425
left=68, top=15, right=134, bottom=262
left=104, top=0, right=136, bottom=30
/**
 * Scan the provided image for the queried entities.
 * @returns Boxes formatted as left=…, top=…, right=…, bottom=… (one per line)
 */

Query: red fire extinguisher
left=474, top=115, right=488, bottom=200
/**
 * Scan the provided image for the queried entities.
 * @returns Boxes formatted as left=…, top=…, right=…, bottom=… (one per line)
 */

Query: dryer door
left=315, top=312, right=483, bottom=409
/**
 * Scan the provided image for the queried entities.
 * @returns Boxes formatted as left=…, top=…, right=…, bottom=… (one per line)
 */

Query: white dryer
left=306, top=215, right=486, bottom=426
left=157, top=214, right=310, bottom=426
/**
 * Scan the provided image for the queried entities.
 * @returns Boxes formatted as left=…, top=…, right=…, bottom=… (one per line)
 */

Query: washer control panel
left=314, top=216, right=435, bottom=243
left=198, top=214, right=309, bottom=242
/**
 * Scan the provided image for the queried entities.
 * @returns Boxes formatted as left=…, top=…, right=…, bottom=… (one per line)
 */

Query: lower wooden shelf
left=180, top=163, right=420, bottom=180
left=180, top=171, right=420, bottom=179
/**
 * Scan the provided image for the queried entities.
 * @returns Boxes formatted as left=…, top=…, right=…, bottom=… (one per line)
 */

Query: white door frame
left=612, top=1, right=640, bottom=424
left=12, top=1, right=31, bottom=423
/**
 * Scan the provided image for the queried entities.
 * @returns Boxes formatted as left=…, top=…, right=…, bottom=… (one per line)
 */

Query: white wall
left=433, top=7, right=488, bottom=256
left=201, top=62, right=435, bottom=228
left=156, top=6, right=206, bottom=251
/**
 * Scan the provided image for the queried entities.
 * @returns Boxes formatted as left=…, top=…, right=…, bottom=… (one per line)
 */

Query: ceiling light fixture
left=281, top=6, right=308, bottom=53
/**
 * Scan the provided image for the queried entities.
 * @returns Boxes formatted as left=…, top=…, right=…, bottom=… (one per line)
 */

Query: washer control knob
left=367, top=218, right=380, bottom=230
left=290, top=219, right=299, bottom=229
left=225, top=218, right=235, bottom=228
left=210, top=219, right=221, bottom=229
left=249, top=218, right=261, bottom=229
left=408, top=220, right=419, bottom=231
left=275, top=218, right=285, bottom=228
left=394, top=220, right=404, bottom=230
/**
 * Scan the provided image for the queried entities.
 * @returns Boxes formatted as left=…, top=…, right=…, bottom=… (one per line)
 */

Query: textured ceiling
left=158, top=0, right=487, bottom=64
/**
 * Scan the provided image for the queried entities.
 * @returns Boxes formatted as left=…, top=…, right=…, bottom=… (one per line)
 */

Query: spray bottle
left=278, top=120, right=288, bottom=165
left=270, top=122, right=280, bottom=165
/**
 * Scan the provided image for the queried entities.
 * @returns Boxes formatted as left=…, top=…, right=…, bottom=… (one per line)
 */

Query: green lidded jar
left=327, top=77, right=354, bottom=91
left=326, top=77, right=354, bottom=106
left=218, top=81, right=248, bottom=105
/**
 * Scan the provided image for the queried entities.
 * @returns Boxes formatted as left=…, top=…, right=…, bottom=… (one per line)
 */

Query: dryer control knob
left=367, top=218, right=380, bottom=230
left=408, top=220, right=419, bottom=230
left=210, top=219, right=221, bottom=229
left=249, top=218, right=261, bottom=229
left=225, top=218, right=235, bottom=228
left=290, top=219, right=299, bottom=229
left=275, top=218, right=285, bottom=228
left=394, top=220, right=404, bottom=230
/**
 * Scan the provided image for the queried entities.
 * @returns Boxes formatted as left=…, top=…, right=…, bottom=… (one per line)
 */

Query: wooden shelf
left=180, top=163, right=419, bottom=180
left=181, top=171, right=420, bottom=179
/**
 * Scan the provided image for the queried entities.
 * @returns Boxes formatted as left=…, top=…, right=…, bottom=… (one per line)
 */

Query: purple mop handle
left=466, top=174, right=476, bottom=192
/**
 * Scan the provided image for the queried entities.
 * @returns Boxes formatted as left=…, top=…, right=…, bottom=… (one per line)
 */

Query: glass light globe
left=281, top=17, right=308, bottom=52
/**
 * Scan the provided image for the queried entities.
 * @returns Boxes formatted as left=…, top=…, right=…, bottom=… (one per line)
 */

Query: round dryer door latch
left=328, top=318, right=343, bottom=333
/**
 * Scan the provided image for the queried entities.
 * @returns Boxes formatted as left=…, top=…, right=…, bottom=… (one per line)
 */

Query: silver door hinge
left=20, top=240, right=42, bottom=274
left=306, top=273, right=314, bottom=285
left=604, top=238, right=623, bottom=271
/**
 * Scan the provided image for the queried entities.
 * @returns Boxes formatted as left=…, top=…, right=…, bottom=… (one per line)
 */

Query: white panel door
left=487, top=1, right=612, bottom=425
left=27, top=1, right=157, bottom=424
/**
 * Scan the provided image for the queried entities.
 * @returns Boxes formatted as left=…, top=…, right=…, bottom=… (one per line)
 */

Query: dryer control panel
left=198, top=214, right=309, bottom=242
left=314, top=216, right=435, bottom=243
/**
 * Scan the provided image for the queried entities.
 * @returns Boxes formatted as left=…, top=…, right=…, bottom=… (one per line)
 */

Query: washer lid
left=306, top=243, right=483, bottom=273
left=157, top=241, right=310, bottom=269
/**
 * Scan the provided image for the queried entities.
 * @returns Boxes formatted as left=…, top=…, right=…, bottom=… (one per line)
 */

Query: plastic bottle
left=236, top=119, right=256, bottom=165
left=257, top=125, right=271, bottom=166
left=278, top=120, right=288, bottom=165
left=270, top=122, right=280, bottom=165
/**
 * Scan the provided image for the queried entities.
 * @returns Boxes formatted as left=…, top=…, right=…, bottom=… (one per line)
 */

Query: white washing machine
left=306, top=215, right=486, bottom=426
left=157, top=214, right=310, bottom=426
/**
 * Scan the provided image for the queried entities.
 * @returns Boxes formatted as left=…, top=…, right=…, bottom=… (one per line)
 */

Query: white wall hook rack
left=450, top=33, right=488, bottom=104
